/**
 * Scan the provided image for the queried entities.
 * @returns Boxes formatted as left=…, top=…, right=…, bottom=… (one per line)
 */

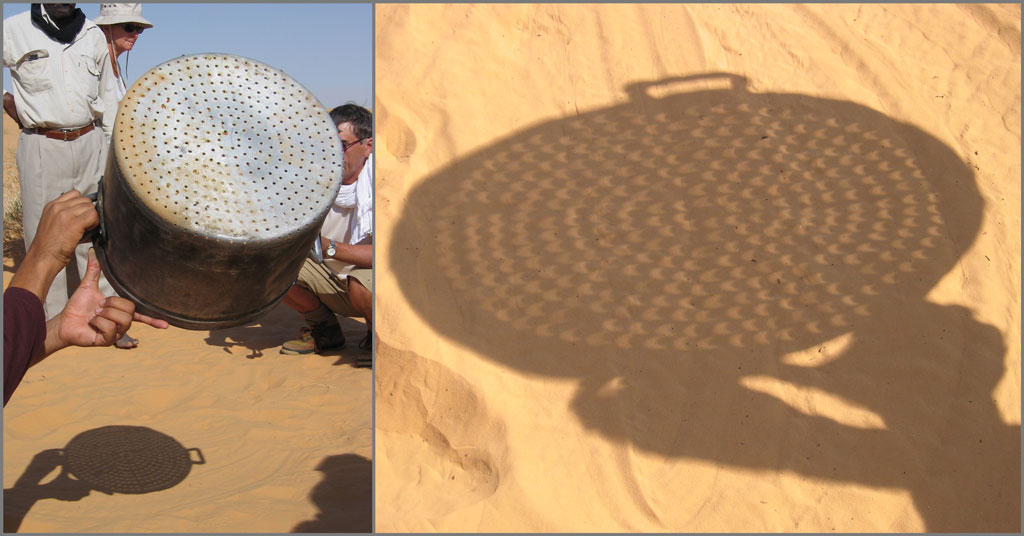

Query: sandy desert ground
left=2, top=112, right=372, bottom=531
left=374, top=4, right=1020, bottom=532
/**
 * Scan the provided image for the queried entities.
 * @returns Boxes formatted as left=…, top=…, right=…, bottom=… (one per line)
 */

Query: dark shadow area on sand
left=204, top=301, right=368, bottom=366
left=390, top=73, right=1020, bottom=531
left=292, top=453, right=372, bottom=533
left=3, top=425, right=204, bottom=532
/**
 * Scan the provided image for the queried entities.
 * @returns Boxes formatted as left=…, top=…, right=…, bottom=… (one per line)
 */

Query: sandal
left=115, top=333, right=139, bottom=349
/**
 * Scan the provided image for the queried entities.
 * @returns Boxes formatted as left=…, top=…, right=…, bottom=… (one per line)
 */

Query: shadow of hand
left=10, top=449, right=93, bottom=499
left=4, top=449, right=96, bottom=533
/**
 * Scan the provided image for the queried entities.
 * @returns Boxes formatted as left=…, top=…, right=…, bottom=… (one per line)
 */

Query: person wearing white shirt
left=93, top=3, right=153, bottom=102
left=91, top=3, right=152, bottom=348
left=280, top=104, right=374, bottom=366
left=3, top=3, right=119, bottom=324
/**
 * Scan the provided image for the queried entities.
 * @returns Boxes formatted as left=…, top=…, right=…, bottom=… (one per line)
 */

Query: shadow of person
left=389, top=73, right=1019, bottom=531
left=326, top=317, right=374, bottom=367
left=292, top=454, right=371, bottom=533
left=205, top=300, right=368, bottom=365
left=204, top=301, right=306, bottom=359
left=3, top=449, right=94, bottom=533
left=4, top=426, right=204, bottom=532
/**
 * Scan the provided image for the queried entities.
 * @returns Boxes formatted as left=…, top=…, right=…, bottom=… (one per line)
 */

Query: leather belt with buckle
left=28, top=123, right=96, bottom=141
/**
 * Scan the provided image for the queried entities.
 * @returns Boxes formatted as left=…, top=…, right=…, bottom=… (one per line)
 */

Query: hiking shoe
left=355, top=329, right=372, bottom=368
left=281, top=327, right=315, bottom=355
left=281, top=322, right=345, bottom=355
left=358, top=329, right=372, bottom=351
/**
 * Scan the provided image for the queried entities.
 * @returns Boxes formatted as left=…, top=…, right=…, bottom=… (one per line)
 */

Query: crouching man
left=281, top=104, right=373, bottom=367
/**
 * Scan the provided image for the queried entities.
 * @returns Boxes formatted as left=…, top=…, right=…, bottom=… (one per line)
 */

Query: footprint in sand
left=374, top=342, right=505, bottom=522
left=378, top=103, right=417, bottom=162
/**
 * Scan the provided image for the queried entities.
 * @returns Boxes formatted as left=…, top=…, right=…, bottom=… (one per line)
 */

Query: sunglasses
left=121, top=23, right=144, bottom=34
left=341, top=137, right=368, bottom=151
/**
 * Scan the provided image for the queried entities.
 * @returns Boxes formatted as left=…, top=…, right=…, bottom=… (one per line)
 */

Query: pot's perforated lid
left=114, top=54, right=343, bottom=241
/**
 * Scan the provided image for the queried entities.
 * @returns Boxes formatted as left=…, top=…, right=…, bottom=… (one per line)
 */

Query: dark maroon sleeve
left=4, top=287, right=47, bottom=406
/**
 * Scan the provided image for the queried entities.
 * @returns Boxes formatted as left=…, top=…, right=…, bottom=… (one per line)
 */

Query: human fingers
left=87, top=313, right=122, bottom=346
left=38, top=194, right=99, bottom=262
left=93, top=305, right=134, bottom=333
left=52, top=189, right=84, bottom=203
left=93, top=296, right=136, bottom=341
left=81, top=248, right=101, bottom=285
left=100, top=295, right=136, bottom=317
left=47, top=192, right=98, bottom=229
left=102, top=295, right=169, bottom=329
left=133, top=311, right=170, bottom=329
left=58, top=195, right=100, bottom=234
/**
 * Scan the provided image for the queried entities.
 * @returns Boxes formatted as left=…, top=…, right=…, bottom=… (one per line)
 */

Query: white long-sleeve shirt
left=3, top=10, right=117, bottom=143
left=321, top=152, right=373, bottom=246
left=320, top=153, right=373, bottom=275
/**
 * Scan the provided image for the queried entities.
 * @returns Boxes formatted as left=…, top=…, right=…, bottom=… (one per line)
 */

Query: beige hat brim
left=93, top=14, right=154, bottom=29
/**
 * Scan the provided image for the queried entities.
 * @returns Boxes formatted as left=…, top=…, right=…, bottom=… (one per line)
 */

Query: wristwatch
left=325, top=240, right=337, bottom=258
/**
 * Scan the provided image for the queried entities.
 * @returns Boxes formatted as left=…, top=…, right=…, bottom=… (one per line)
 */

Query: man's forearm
left=34, top=317, right=67, bottom=366
left=322, top=239, right=372, bottom=268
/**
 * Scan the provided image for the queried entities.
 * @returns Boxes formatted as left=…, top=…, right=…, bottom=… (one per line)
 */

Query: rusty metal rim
left=94, top=179, right=294, bottom=330
left=94, top=240, right=293, bottom=330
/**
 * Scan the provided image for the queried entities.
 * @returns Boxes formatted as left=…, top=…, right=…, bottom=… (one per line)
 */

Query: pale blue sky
left=2, top=3, right=373, bottom=109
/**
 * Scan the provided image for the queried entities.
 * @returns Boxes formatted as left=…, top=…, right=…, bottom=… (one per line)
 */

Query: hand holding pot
left=9, top=190, right=99, bottom=301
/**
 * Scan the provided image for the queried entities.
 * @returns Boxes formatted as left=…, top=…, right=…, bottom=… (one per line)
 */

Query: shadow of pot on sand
left=4, top=426, right=204, bottom=532
left=390, top=73, right=1019, bottom=531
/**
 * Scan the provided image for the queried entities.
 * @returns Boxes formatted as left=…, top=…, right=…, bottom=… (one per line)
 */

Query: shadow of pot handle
left=188, top=447, right=206, bottom=465
left=625, top=72, right=749, bottom=101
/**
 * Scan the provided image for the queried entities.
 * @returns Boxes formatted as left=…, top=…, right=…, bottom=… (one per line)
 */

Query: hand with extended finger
left=45, top=249, right=169, bottom=355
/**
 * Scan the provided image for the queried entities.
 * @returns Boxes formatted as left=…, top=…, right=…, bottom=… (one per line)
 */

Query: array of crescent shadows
left=396, top=76, right=979, bottom=362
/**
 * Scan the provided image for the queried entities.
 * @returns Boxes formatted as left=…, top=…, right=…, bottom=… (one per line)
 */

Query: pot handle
left=83, top=177, right=105, bottom=246
left=188, top=447, right=206, bottom=465
left=625, top=72, right=748, bottom=101
left=308, top=235, right=324, bottom=264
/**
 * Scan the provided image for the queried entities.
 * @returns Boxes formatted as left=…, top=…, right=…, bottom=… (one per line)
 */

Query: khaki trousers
left=17, top=127, right=116, bottom=319
left=295, top=258, right=373, bottom=320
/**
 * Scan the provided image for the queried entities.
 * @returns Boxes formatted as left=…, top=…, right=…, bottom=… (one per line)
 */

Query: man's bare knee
left=348, top=277, right=372, bottom=322
left=284, top=284, right=321, bottom=313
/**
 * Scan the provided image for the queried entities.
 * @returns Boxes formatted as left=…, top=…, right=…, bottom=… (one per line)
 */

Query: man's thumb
left=83, top=248, right=101, bottom=284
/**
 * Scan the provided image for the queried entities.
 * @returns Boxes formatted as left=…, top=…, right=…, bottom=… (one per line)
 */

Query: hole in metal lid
left=113, top=53, right=343, bottom=240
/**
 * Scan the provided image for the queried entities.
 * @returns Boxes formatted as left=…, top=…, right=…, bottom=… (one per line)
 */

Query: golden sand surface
left=374, top=4, right=1020, bottom=532
left=2, top=111, right=371, bottom=532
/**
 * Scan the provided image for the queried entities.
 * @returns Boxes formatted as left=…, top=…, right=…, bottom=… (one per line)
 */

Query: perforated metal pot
left=94, top=54, right=343, bottom=330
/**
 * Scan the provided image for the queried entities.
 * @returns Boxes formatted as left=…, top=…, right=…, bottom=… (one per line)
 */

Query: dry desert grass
left=3, top=114, right=25, bottom=263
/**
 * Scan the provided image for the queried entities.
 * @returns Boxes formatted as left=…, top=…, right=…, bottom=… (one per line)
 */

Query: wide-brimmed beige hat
left=92, top=3, right=154, bottom=29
